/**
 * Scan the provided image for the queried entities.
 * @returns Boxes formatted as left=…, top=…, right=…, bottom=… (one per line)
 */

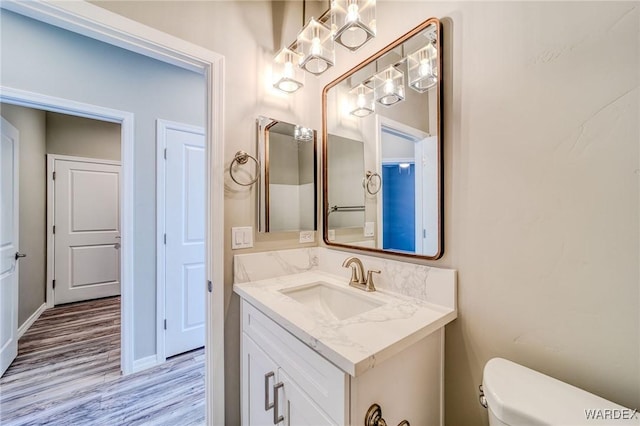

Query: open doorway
left=0, top=103, right=123, bottom=358
left=1, top=2, right=225, bottom=423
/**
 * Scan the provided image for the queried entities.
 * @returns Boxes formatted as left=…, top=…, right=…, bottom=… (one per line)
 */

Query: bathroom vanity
left=234, top=248, right=457, bottom=426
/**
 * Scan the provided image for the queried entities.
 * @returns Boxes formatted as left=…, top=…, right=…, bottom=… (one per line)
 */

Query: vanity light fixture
left=294, top=125, right=314, bottom=142
left=297, top=18, right=334, bottom=75
left=272, top=47, right=304, bottom=93
left=331, top=0, right=376, bottom=51
left=374, top=65, right=405, bottom=106
left=348, top=82, right=375, bottom=117
left=407, top=30, right=438, bottom=92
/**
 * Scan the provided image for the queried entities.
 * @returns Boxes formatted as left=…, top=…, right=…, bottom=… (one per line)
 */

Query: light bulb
left=283, top=61, right=294, bottom=78
left=346, top=2, right=359, bottom=23
left=384, top=78, right=394, bottom=94
left=311, top=37, right=322, bottom=56
left=357, top=93, right=366, bottom=108
left=419, top=58, right=431, bottom=77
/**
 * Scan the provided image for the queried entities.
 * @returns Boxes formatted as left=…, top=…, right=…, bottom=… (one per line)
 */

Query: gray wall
left=1, top=104, right=47, bottom=328
left=46, top=112, right=121, bottom=160
left=1, top=10, right=205, bottom=360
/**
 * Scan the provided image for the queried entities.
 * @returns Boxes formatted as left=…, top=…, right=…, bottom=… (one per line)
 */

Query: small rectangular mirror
left=257, top=116, right=317, bottom=233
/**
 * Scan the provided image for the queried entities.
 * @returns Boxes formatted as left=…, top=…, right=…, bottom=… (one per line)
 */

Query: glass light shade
left=373, top=65, right=405, bottom=106
left=297, top=18, right=334, bottom=75
left=273, top=47, right=304, bottom=93
left=294, top=126, right=314, bottom=142
left=348, top=83, right=374, bottom=117
left=331, top=0, right=376, bottom=51
left=407, top=42, right=438, bottom=93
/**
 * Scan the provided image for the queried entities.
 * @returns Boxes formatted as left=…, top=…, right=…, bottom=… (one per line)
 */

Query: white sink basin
left=280, top=281, right=384, bottom=321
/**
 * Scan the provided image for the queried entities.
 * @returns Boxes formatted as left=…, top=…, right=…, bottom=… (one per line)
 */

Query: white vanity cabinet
left=241, top=300, right=445, bottom=426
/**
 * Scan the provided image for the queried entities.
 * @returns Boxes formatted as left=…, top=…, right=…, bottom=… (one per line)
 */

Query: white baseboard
left=17, top=303, right=47, bottom=338
left=132, top=354, right=160, bottom=373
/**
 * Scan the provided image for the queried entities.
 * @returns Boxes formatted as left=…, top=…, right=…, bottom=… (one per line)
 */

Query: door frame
left=46, top=154, right=122, bottom=308
left=3, top=87, right=135, bottom=374
left=155, top=119, right=205, bottom=364
left=375, top=115, right=429, bottom=250
left=1, top=2, right=225, bottom=424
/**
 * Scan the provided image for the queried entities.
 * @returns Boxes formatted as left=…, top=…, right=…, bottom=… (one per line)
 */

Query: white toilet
left=482, top=358, right=639, bottom=425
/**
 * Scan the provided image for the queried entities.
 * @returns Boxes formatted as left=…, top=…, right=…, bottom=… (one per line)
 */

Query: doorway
left=1, top=2, right=224, bottom=423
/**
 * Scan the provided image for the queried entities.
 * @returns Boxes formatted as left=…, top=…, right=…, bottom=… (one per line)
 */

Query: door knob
left=15, top=252, right=26, bottom=260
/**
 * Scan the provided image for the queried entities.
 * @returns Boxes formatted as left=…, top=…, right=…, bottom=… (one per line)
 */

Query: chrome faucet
left=341, top=256, right=380, bottom=292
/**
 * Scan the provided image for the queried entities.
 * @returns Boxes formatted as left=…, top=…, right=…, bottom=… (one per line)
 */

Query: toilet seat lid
left=482, top=358, right=639, bottom=426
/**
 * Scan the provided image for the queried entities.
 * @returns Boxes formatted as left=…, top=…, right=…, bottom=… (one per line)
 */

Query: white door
left=415, top=136, right=438, bottom=255
left=0, top=117, right=20, bottom=376
left=163, top=125, right=205, bottom=357
left=53, top=157, right=121, bottom=305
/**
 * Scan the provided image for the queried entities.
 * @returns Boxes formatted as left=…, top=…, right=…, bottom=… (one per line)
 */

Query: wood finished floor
left=0, top=297, right=205, bottom=426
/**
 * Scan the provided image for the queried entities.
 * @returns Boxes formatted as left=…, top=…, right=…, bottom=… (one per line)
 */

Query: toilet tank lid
left=482, top=358, right=639, bottom=426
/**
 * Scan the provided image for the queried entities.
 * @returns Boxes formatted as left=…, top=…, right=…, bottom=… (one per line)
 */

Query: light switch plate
left=299, top=231, right=314, bottom=243
left=364, top=221, right=375, bottom=237
left=231, top=226, right=253, bottom=249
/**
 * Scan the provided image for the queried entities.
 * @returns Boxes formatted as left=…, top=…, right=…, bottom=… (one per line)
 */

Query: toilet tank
left=482, top=358, right=639, bottom=426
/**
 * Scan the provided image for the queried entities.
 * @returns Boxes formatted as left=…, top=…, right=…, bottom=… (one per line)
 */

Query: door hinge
left=53, top=225, right=56, bottom=234
left=164, top=148, right=167, bottom=160
left=164, top=319, right=167, bottom=330
left=163, top=234, right=166, bottom=244
left=207, top=280, right=212, bottom=293
left=52, top=171, right=56, bottom=180
left=52, top=279, right=56, bottom=289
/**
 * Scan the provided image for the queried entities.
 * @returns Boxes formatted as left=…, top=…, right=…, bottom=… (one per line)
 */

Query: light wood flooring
left=0, top=297, right=205, bottom=425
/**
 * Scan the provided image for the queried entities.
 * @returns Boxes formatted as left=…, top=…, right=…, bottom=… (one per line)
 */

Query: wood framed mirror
left=322, top=18, right=442, bottom=259
left=257, top=116, right=317, bottom=233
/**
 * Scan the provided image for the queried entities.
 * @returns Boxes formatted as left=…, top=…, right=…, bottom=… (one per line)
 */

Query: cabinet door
left=278, top=369, right=338, bottom=426
left=242, top=333, right=279, bottom=426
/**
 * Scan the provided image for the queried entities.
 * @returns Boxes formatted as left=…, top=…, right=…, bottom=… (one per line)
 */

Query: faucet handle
left=365, top=270, right=380, bottom=291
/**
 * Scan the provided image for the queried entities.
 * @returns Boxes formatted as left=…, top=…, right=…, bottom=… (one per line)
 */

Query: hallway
left=0, top=297, right=205, bottom=425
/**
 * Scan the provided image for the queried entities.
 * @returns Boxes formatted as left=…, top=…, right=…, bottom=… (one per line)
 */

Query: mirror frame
left=257, top=116, right=318, bottom=233
left=322, top=17, right=443, bottom=260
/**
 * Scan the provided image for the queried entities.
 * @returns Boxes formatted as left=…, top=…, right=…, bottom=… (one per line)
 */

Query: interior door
left=53, top=157, right=121, bottom=305
left=164, top=126, right=205, bottom=357
left=416, top=136, right=438, bottom=255
left=0, top=117, right=20, bottom=376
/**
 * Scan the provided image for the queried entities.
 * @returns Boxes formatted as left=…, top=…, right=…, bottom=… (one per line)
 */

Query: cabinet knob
left=365, top=403, right=410, bottom=426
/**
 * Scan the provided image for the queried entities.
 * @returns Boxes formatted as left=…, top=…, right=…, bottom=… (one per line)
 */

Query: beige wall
left=94, top=2, right=639, bottom=425
left=46, top=112, right=121, bottom=160
left=1, top=104, right=47, bottom=327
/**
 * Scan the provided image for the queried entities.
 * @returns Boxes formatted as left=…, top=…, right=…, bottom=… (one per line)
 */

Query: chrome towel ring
left=362, top=171, right=382, bottom=195
left=230, top=150, right=259, bottom=186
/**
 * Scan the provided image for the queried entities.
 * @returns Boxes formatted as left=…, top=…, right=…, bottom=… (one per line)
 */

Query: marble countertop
left=233, top=270, right=457, bottom=377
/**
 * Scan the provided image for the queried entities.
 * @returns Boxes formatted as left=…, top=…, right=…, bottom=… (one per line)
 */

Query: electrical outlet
left=299, top=231, right=314, bottom=243
left=328, top=229, right=336, bottom=241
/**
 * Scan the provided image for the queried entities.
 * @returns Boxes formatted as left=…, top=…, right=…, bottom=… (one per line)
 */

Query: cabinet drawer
left=242, top=300, right=348, bottom=424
